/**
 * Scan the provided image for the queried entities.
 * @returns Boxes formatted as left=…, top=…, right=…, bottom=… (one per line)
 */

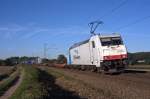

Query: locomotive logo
left=74, top=50, right=78, bottom=54
left=73, top=50, right=80, bottom=59
left=73, top=55, right=80, bottom=59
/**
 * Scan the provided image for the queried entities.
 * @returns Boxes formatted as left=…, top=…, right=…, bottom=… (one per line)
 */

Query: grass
left=46, top=67, right=120, bottom=99
left=0, top=67, right=19, bottom=96
left=11, top=65, right=81, bottom=99
left=10, top=65, right=49, bottom=99
left=45, top=67, right=74, bottom=81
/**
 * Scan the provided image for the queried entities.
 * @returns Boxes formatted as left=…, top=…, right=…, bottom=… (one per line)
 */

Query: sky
left=0, top=0, right=150, bottom=59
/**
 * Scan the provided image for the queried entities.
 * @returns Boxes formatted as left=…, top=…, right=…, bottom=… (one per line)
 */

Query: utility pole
left=44, top=43, right=47, bottom=59
left=43, top=43, right=58, bottom=59
left=32, top=52, right=34, bottom=57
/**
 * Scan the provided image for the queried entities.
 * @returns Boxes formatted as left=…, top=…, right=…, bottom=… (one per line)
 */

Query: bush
left=57, top=54, right=67, bottom=64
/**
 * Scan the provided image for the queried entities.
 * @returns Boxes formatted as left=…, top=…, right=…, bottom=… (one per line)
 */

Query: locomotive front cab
left=99, top=35, right=128, bottom=72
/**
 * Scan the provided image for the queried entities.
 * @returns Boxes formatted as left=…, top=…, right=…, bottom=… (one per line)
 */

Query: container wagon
left=68, top=34, right=128, bottom=73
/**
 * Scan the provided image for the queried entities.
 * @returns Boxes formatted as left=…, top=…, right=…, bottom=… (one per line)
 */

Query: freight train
left=68, top=34, right=128, bottom=73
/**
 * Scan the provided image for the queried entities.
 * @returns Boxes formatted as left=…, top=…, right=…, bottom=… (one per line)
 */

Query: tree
left=4, top=57, right=19, bottom=66
left=41, top=58, right=49, bottom=64
left=0, top=59, right=5, bottom=66
left=128, top=52, right=150, bottom=65
left=57, top=54, right=67, bottom=64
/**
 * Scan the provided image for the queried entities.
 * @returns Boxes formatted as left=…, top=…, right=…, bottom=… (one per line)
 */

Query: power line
left=94, top=0, right=128, bottom=33
left=22, top=0, right=128, bottom=42
left=115, top=15, right=150, bottom=31
left=99, top=0, right=128, bottom=19
left=24, top=0, right=128, bottom=40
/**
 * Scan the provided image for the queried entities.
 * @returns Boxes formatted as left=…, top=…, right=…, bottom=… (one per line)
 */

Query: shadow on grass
left=38, top=69, right=85, bottom=99
left=0, top=74, right=8, bottom=81
left=0, top=75, right=19, bottom=96
left=105, top=69, right=147, bottom=76
left=124, top=70, right=147, bottom=74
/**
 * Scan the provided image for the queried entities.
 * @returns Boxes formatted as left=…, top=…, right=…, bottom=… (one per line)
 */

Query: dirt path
left=47, top=67, right=150, bottom=99
left=0, top=74, right=23, bottom=99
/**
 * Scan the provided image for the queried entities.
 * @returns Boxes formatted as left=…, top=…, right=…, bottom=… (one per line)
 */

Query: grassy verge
left=45, top=67, right=74, bottom=81
left=37, top=67, right=81, bottom=99
left=10, top=65, right=49, bottom=99
left=0, top=67, right=19, bottom=96
left=45, top=67, right=120, bottom=99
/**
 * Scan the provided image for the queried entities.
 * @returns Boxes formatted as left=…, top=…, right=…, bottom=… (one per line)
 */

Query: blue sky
left=0, top=0, right=150, bottom=59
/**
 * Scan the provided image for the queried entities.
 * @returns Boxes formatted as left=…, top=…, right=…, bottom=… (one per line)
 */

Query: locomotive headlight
left=104, top=56, right=109, bottom=60
left=122, top=54, right=127, bottom=58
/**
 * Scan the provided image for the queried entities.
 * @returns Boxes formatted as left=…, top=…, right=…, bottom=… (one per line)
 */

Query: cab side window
left=92, top=41, right=95, bottom=48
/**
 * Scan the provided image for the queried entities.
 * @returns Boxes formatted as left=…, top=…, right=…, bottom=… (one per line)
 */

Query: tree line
left=1, top=52, right=150, bottom=66
left=0, top=54, right=67, bottom=66
left=128, top=52, right=150, bottom=65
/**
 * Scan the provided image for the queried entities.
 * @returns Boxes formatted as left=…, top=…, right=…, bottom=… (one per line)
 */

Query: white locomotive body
left=69, top=34, right=128, bottom=72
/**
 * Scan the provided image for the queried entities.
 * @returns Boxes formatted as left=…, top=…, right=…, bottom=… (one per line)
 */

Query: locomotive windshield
left=100, top=37, right=123, bottom=46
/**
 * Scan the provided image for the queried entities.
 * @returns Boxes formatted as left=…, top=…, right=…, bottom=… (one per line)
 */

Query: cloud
left=0, top=24, right=27, bottom=39
left=20, top=28, right=50, bottom=39
left=0, top=23, right=90, bottom=41
left=0, top=23, right=51, bottom=40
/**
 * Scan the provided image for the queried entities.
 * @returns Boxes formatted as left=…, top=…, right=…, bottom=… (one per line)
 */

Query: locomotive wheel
left=97, top=67, right=102, bottom=73
left=104, top=66, right=109, bottom=71
left=91, top=66, right=97, bottom=72
left=81, top=65, right=85, bottom=71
